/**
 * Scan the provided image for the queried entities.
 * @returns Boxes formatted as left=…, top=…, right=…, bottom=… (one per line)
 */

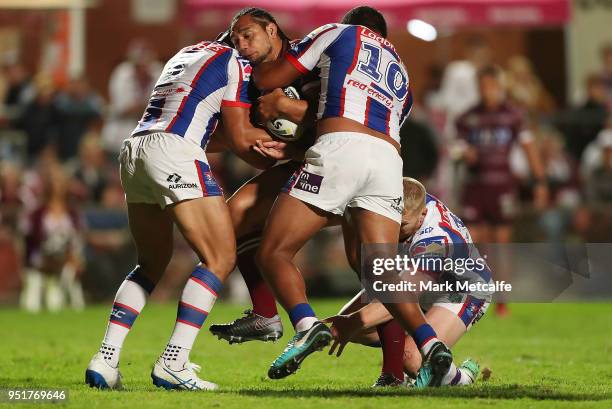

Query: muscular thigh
left=227, top=162, right=298, bottom=237
left=168, top=196, right=236, bottom=277
left=127, top=202, right=174, bottom=280
left=259, top=193, right=331, bottom=257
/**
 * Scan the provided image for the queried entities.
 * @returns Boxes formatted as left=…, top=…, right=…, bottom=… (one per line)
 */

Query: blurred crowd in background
left=1, top=31, right=611, bottom=311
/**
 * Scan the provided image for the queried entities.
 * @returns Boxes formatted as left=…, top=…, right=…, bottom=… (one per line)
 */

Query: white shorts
left=282, top=132, right=404, bottom=224
left=119, top=132, right=222, bottom=209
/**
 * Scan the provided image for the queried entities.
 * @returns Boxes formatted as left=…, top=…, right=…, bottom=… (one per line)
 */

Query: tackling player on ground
left=85, top=38, right=275, bottom=390
left=325, top=178, right=491, bottom=387
left=252, top=7, right=453, bottom=383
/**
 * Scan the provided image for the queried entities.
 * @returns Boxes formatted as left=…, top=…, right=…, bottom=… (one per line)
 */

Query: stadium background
left=0, top=0, right=611, bottom=307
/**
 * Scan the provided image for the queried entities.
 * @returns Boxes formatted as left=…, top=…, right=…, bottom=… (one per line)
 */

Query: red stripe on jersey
left=286, top=53, right=309, bottom=74
left=364, top=97, right=372, bottom=127
left=347, top=27, right=362, bottom=75
left=221, top=100, right=251, bottom=108
left=165, top=48, right=230, bottom=132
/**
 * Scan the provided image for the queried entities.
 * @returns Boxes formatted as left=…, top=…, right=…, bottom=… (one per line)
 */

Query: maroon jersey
left=456, top=102, right=526, bottom=187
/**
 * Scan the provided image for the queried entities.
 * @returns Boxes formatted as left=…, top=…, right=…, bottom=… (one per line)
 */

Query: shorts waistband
left=317, top=132, right=399, bottom=152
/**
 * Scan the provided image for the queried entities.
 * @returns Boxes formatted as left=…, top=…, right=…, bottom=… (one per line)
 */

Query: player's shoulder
left=305, top=23, right=347, bottom=39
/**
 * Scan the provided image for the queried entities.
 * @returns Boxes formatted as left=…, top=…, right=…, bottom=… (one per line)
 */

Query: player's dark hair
left=230, top=7, right=289, bottom=41
left=341, top=6, right=387, bottom=38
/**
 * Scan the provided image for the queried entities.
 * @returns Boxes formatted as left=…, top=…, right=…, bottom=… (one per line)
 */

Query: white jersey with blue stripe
left=132, top=41, right=251, bottom=149
left=286, top=24, right=413, bottom=143
left=406, top=194, right=493, bottom=299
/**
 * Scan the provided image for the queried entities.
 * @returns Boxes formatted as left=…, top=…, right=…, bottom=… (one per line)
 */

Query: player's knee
left=228, top=193, right=252, bottom=227
left=204, top=247, right=237, bottom=278
left=137, top=249, right=172, bottom=282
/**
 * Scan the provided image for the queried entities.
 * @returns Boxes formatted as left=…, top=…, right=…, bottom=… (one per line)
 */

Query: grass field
left=1, top=301, right=611, bottom=408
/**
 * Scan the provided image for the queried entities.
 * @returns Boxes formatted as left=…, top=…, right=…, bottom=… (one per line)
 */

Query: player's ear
left=267, top=23, right=277, bottom=39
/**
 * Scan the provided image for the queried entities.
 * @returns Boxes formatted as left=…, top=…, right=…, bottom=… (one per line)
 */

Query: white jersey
left=132, top=41, right=251, bottom=149
left=405, top=194, right=493, bottom=300
left=286, top=24, right=413, bottom=143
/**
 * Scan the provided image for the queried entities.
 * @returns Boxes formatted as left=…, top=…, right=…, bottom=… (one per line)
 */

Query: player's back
left=287, top=24, right=412, bottom=143
left=132, top=41, right=250, bottom=148
left=407, top=194, right=493, bottom=295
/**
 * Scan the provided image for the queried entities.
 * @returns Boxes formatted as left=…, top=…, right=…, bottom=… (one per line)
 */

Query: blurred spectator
left=15, top=73, right=60, bottom=160
left=438, top=35, right=491, bottom=131
left=54, top=77, right=104, bottom=161
left=0, top=161, right=23, bottom=233
left=600, top=44, right=612, bottom=112
left=558, top=74, right=608, bottom=161
left=69, top=134, right=111, bottom=204
left=1, top=57, right=35, bottom=124
left=506, top=55, right=555, bottom=117
left=101, top=39, right=162, bottom=154
left=0, top=162, right=23, bottom=303
left=584, top=128, right=612, bottom=203
left=20, top=163, right=85, bottom=312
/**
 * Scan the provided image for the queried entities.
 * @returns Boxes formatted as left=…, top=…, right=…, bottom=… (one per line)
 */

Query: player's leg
left=256, top=193, right=334, bottom=378
left=408, top=299, right=489, bottom=387
left=151, top=195, right=235, bottom=391
left=350, top=206, right=453, bottom=386
left=209, top=163, right=298, bottom=343
left=86, top=202, right=173, bottom=389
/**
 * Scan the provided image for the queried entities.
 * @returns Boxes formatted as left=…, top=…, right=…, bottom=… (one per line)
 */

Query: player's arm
left=218, top=55, right=276, bottom=169
left=206, top=124, right=228, bottom=153
left=257, top=80, right=321, bottom=124
left=519, top=130, right=549, bottom=208
left=253, top=24, right=340, bottom=91
left=252, top=59, right=302, bottom=91
left=220, top=106, right=275, bottom=169
left=257, top=88, right=309, bottom=123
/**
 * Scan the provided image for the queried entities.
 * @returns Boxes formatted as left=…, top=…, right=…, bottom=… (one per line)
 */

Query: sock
left=237, top=232, right=278, bottom=318
left=376, top=319, right=406, bottom=381
left=413, top=323, right=439, bottom=357
left=441, top=362, right=475, bottom=385
left=164, top=266, right=223, bottom=370
left=101, top=266, right=155, bottom=367
left=289, top=303, right=318, bottom=332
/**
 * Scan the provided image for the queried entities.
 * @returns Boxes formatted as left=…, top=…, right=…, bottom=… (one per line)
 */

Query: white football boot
left=151, top=358, right=218, bottom=391
left=85, top=352, right=123, bottom=389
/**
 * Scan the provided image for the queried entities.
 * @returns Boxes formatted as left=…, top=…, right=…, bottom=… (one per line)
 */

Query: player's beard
left=253, top=43, right=274, bottom=65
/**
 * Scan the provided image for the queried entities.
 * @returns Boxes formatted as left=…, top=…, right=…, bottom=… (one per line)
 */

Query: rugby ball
left=265, top=86, right=301, bottom=142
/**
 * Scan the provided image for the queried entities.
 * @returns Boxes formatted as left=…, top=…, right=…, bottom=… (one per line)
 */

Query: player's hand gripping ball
left=264, top=86, right=302, bottom=142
